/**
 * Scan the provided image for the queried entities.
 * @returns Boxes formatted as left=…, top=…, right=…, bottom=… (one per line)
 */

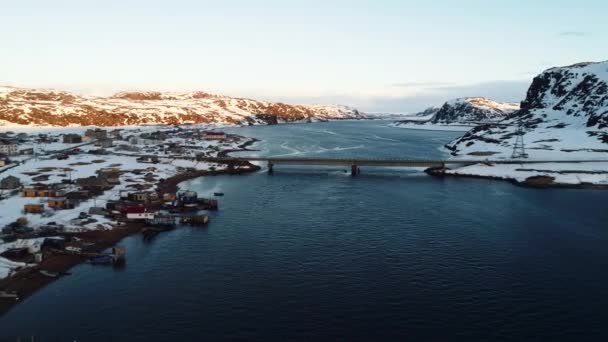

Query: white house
left=0, top=139, right=18, bottom=155
left=126, top=212, right=156, bottom=220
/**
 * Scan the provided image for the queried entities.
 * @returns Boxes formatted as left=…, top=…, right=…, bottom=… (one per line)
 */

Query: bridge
left=197, top=156, right=608, bottom=176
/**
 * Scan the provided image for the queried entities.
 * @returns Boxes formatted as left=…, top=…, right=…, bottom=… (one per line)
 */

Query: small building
left=0, top=139, right=18, bottom=155
left=178, top=191, right=198, bottom=205
left=120, top=206, right=146, bottom=215
left=88, top=207, right=107, bottom=216
left=126, top=212, right=156, bottom=220
left=24, top=204, right=44, bottom=214
left=22, top=188, right=63, bottom=198
left=119, top=207, right=153, bottom=220
left=136, top=155, right=159, bottom=164
left=166, top=145, right=186, bottom=155
left=76, top=176, right=112, bottom=191
left=65, top=190, right=91, bottom=201
left=16, top=133, right=29, bottom=142
left=162, top=193, right=177, bottom=201
left=141, top=131, right=168, bottom=141
left=94, top=169, right=120, bottom=186
left=128, top=192, right=149, bottom=202
left=0, top=159, right=6, bottom=167
left=95, top=138, right=113, bottom=148
left=48, top=198, right=75, bottom=210
left=19, top=148, right=34, bottom=155
left=63, top=134, right=83, bottom=144
left=0, top=175, right=21, bottom=190
left=84, top=128, right=108, bottom=141
left=204, top=131, right=226, bottom=140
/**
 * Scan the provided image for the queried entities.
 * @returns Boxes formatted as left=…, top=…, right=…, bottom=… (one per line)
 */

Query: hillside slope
left=392, top=97, right=519, bottom=131
left=0, top=87, right=363, bottom=127
left=447, top=61, right=608, bottom=159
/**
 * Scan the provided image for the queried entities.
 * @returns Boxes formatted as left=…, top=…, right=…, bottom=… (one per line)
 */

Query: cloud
left=389, top=81, right=453, bottom=88
left=557, top=31, right=590, bottom=37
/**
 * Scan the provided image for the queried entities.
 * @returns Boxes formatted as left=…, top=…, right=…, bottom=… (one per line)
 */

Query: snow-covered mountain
left=447, top=61, right=608, bottom=158
left=430, top=97, right=519, bottom=124
left=391, top=97, right=519, bottom=131
left=0, top=87, right=363, bottom=127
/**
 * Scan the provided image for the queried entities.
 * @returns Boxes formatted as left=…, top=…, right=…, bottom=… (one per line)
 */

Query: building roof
left=0, top=139, right=16, bottom=145
left=1, top=175, right=20, bottom=182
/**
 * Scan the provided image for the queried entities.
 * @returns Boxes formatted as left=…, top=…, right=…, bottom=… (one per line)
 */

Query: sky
left=1, top=0, right=606, bottom=112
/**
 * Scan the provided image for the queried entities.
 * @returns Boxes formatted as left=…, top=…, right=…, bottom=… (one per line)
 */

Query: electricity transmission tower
left=511, top=126, right=528, bottom=159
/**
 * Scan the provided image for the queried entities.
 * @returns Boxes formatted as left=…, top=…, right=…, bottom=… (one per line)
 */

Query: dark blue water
left=2, top=121, right=608, bottom=341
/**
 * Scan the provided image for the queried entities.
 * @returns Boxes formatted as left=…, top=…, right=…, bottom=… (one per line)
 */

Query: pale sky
left=1, top=0, right=606, bottom=112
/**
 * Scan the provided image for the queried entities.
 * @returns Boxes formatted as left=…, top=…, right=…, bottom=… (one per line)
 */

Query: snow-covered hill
left=392, top=97, right=519, bottom=131
left=0, top=87, right=363, bottom=127
left=447, top=61, right=608, bottom=159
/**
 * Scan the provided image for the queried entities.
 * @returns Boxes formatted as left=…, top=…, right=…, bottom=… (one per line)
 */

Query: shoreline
left=425, top=167, right=608, bottom=189
left=0, top=144, right=261, bottom=317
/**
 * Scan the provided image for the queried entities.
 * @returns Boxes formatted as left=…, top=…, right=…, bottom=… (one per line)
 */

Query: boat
left=89, top=255, right=114, bottom=265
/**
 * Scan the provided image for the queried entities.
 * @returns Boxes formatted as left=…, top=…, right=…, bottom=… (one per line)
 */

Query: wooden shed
left=24, top=204, right=44, bottom=214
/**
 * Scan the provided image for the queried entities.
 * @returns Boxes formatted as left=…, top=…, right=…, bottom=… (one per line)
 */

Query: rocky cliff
left=447, top=61, right=608, bottom=158
left=392, top=97, right=518, bottom=130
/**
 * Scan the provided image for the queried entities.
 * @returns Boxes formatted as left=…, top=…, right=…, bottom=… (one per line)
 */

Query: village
left=0, top=125, right=259, bottom=309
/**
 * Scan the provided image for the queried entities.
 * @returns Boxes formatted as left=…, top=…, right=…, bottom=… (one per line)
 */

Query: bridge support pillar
left=351, top=165, right=360, bottom=176
left=268, top=161, right=274, bottom=175
left=441, top=162, right=446, bottom=175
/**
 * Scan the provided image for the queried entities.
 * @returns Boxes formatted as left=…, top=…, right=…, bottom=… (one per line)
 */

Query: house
left=128, top=192, right=149, bottom=202
left=84, top=128, right=108, bottom=141
left=0, top=160, right=6, bottom=167
left=19, top=148, right=34, bottom=155
left=95, top=138, right=113, bottom=148
left=88, top=207, right=107, bottom=216
left=97, top=169, right=120, bottom=185
left=119, top=206, right=156, bottom=220
left=166, top=145, right=186, bottom=155
left=75, top=176, right=112, bottom=192
left=0, top=175, right=21, bottom=190
left=178, top=191, right=198, bottom=204
left=162, top=193, right=177, bottom=201
left=22, top=187, right=63, bottom=198
left=204, top=131, right=226, bottom=140
left=65, top=190, right=91, bottom=201
left=120, top=206, right=146, bottom=215
left=136, top=155, right=159, bottom=163
left=48, top=198, right=75, bottom=210
left=142, top=131, right=168, bottom=141
left=0, top=139, right=18, bottom=155
left=16, top=133, right=29, bottom=142
left=24, top=204, right=44, bottom=214
left=126, top=211, right=156, bottom=220
left=63, top=134, right=82, bottom=144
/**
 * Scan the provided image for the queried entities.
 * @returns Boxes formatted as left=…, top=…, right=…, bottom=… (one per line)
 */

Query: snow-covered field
left=446, top=162, right=608, bottom=185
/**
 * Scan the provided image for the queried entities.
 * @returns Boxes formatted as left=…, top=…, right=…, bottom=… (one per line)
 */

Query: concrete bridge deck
left=198, top=156, right=608, bottom=175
